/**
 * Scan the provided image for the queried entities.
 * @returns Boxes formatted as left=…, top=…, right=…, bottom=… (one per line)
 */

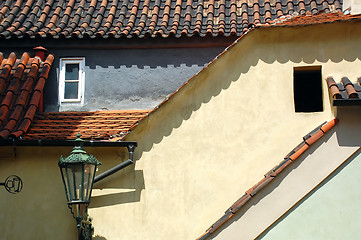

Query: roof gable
left=0, top=0, right=342, bottom=39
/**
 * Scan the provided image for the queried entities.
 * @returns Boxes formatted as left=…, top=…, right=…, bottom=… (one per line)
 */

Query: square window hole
left=294, top=66, right=323, bottom=113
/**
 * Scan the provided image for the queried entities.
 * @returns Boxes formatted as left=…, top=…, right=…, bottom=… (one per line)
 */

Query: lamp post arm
left=93, top=158, right=133, bottom=183
left=93, top=144, right=136, bottom=184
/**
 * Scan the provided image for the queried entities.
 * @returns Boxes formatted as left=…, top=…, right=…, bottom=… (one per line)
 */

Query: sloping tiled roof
left=0, top=51, right=54, bottom=139
left=0, top=0, right=341, bottom=39
left=326, top=76, right=361, bottom=106
left=196, top=118, right=338, bottom=240
left=21, top=110, right=150, bottom=141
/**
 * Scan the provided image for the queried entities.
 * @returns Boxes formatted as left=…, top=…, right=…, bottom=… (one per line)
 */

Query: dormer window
left=59, top=58, right=85, bottom=104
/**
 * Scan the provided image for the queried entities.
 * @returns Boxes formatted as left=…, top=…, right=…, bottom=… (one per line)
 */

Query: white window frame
left=59, top=58, right=85, bottom=104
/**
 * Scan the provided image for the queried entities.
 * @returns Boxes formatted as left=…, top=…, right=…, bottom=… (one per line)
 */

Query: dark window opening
left=294, top=67, right=323, bottom=112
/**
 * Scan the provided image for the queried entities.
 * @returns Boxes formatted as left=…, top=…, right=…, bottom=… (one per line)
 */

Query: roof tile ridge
left=229, top=0, right=237, bottom=35
left=180, top=0, right=193, bottom=37
left=192, top=0, right=204, bottom=37
left=17, top=0, right=44, bottom=37
left=241, top=0, right=250, bottom=34
left=4, top=0, right=35, bottom=37
left=0, top=52, right=16, bottom=93
left=216, top=0, right=226, bottom=36
left=10, top=54, right=54, bottom=139
left=147, top=0, right=161, bottom=36
left=157, top=0, right=172, bottom=37
left=205, top=0, right=215, bottom=36
left=29, top=0, right=54, bottom=37
left=326, top=76, right=342, bottom=99
left=78, top=0, right=98, bottom=36
left=169, top=0, right=183, bottom=36
left=252, top=0, right=261, bottom=25
left=196, top=118, right=338, bottom=240
left=86, top=0, right=107, bottom=37
left=6, top=52, right=30, bottom=98
left=275, top=0, right=284, bottom=18
left=46, top=0, right=74, bottom=37
left=341, top=77, right=359, bottom=98
left=133, top=0, right=151, bottom=37
left=0, top=0, right=22, bottom=34
left=96, top=0, right=117, bottom=37
left=120, top=0, right=140, bottom=37
left=197, top=118, right=338, bottom=240
left=0, top=0, right=12, bottom=22
left=37, top=0, right=63, bottom=37
left=63, top=0, right=86, bottom=38
left=108, top=0, right=128, bottom=37
left=14, top=58, right=40, bottom=109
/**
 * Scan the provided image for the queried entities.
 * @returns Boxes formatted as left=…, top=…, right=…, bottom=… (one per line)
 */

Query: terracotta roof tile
left=0, top=50, right=54, bottom=139
left=196, top=118, right=337, bottom=240
left=326, top=76, right=361, bottom=106
left=0, top=0, right=341, bottom=39
left=264, top=11, right=361, bottom=27
left=21, top=110, right=151, bottom=141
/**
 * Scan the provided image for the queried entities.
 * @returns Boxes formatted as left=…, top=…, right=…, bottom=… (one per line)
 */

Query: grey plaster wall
left=44, top=46, right=225, bottom=112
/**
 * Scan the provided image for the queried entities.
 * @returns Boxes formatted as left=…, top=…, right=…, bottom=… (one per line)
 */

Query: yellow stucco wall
left=1, top=20, right=361, bottom=240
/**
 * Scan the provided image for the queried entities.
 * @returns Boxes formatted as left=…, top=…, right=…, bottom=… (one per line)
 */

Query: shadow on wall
left=335, top=106, right=361, bottom=147
left=53, top=47, right=227, bottom=69
left=91, top=167, right=145, bottom=208
left=126, top=23, right=361, bottom=161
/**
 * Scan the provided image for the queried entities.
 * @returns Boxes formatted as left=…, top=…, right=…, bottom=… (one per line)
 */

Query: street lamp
left=59, top=133, right=101, bottom=240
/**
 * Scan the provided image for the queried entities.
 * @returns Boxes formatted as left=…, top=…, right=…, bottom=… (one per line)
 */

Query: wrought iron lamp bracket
left=93, top=142, right=137, bottom=183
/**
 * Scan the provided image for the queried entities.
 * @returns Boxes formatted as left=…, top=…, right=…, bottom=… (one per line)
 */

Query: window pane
left=64, top=82, right=79, bottom=99
left=65, top=64, right=79, bottom=80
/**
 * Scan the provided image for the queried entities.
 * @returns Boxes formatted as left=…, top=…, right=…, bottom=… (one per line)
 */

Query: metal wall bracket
left=93, top=143, right=136, bottom=183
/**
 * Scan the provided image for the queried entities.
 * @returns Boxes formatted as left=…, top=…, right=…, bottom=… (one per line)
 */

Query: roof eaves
left=196, top=118, right=338, bottom=240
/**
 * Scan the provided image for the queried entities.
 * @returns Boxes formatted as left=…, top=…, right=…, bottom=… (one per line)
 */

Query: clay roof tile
left=196, top=118, right=337, bottom=239
left=0, top=0, right=342, bottom=39
left=0, top=50, right=54, bottom=139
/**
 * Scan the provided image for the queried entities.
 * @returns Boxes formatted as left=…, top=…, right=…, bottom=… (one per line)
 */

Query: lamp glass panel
left=67, top=164, right=84, bottom=202
left=84, top=164, right=96, bottom=201
left=61, top=167, right=71, bottom=202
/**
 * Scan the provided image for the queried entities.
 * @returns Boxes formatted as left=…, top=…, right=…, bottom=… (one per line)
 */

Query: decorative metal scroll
left=0, top=175, right=23, bottom=194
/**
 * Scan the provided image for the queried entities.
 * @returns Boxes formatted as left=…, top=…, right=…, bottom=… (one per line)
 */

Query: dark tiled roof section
left=266, top=11, right=361, bottom=26
left=0, top=52, right=54, bottom=139
left=326, top=76, right=361, bottom=106
left=196, top=118, right=338, bottom=240
left=0, top=0, right=342, bottom=39
left=22, top=110, right=151, bottom=141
